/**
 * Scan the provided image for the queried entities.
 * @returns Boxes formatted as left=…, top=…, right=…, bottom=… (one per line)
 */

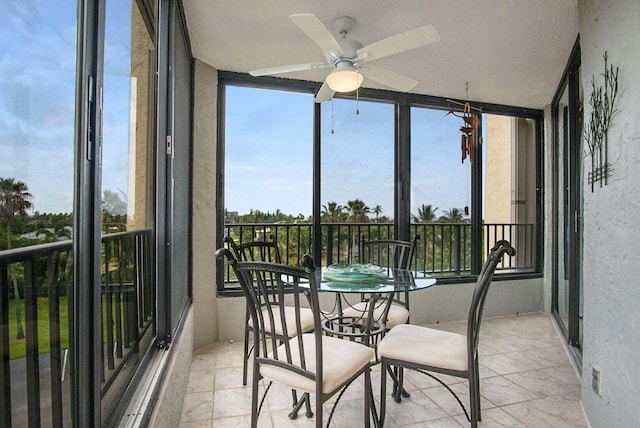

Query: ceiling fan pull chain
left=356, top=80, right=360, bottom=115
left=331, top=98, right=335, bottom=134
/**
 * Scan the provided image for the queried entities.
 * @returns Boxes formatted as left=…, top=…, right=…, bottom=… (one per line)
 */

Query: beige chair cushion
left=378, top=323, right=468, bottom=372
left=260, top=333, right=375, bottom=395
left=248, top=306, right=315, bottom=337
left=342, top=301, right=409, bottom=329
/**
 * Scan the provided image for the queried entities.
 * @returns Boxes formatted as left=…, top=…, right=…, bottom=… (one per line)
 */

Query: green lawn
left=7, top=296, right=70, bottom=360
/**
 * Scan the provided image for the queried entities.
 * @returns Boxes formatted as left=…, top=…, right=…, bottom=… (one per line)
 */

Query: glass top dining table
left=312, top=266, right=436, bottom=293
left=299, top=266, right=436, bottom=344
left=298, top=265, right=436, bottom=427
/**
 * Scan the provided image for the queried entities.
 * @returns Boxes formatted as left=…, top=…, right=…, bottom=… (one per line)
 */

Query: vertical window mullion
left=74, top=0, right=104, bottom=425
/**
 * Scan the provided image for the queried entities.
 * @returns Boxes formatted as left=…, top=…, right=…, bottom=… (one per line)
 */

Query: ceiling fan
left=249, top=14, right=440, bottom=103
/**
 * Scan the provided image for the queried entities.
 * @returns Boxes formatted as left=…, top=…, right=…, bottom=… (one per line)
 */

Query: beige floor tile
left=480, top=351, right=539, bottom=375
left=214, top=349, right=245, bottom=369
left=215, top=366, right=249, bottom=390
left=181, top=391, right=214, bottom=423
left=180, top=314, right=588, bottom=427
left=187, top=369, right=215, bottom=393
left=423, top=382, right=495, bottom=417
left=381, top=389, right=449, bottom=425
left=403, top=417, right=465, bottom=427
left=501, top=394, right=588, bottom=427
left=479, top=376, right=539, bottom=407
left=505, top=367, right=579, bottom=398
left=190, top=352, right=217, bottom=371
left=179, top=420, right=213, bottom=428
left=212, top=387, right=253, bottom=419
left=210, top=414, right=265, bottom=428
left=453, top=406, right=522, bottom=426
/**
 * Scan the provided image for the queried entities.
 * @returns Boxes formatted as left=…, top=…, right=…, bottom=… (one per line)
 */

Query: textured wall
left=192, top=59, right=219, bottom=349
left=215, top=278, right=544, bottom=342
left=579, top=0, right=640, bottom=426
left=148, top=307, right=194, bottom=427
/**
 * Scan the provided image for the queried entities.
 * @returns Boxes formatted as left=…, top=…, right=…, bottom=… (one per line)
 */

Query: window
left=217, top=76, right=543, bottom=293
left=0, top=2, right=77, bottom=425
left=483, top=113, right=538, bottom=272
left=321, top=98, right=395, bottom=265
left=101, top=0, right=156, bottom=420
left=222, top=86, right=313, bottom=281
left=410, top=106, right=472, bottom=275
left=0, top=0, right=192, bottom=424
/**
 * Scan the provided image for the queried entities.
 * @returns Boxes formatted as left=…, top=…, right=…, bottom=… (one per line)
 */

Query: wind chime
left=446, top=83, right=482, bottom=217
left=446, top=83, right=482, bottom=164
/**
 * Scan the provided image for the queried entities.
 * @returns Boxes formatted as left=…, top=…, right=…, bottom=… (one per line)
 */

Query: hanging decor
left=584, top=52, right=619, bottom=191
left=446, top=83, right=482, bottom=164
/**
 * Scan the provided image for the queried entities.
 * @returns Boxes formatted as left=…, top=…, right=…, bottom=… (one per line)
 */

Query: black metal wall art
left=585, top=52, right=619, bottom=191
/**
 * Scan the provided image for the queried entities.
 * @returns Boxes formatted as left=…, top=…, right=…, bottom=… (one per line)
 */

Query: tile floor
left=180, top=313, right=588, bottom=427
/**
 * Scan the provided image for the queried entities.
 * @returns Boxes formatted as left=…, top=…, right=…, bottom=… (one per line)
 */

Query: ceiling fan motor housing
left=332, top=16, right=356, bottom=36
left=328, top=39, right=363, bottom=64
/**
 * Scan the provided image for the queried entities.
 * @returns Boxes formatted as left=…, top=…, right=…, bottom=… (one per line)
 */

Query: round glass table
left=306, top=266, right=436, bottom=350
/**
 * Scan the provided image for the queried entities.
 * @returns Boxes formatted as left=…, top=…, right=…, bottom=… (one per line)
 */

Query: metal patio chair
left=378, top=240, right=516, bottom=427
left=224, top=236, right=315, bottom=388
left=216, top=249, right=374, bottom=428
left=341, top=234, right=419, bottom=330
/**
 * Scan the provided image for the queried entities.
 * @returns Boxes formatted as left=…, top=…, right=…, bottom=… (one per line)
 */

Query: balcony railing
left=221, top=221, right=534, bottom=290
left=0, top=230, right=153, bottom=427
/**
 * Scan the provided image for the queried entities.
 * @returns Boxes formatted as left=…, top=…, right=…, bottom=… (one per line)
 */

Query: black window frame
left=216, top=71, right=544, bottom=295
left=74, top=0, right=193, bottom=424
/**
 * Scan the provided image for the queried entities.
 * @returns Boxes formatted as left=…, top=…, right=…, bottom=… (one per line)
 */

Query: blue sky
left=0, top=0, right=132, bottom=214
left=0, top=1, right=77, bottom=213
left=1, top=1, right=473, bottom=220
left=226, top=86, right=472, bottom=219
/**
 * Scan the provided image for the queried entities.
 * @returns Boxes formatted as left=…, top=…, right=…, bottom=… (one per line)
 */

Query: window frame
left=73, top=0, right=193, bottom=424
left=216, top=72, right=544, bottom=295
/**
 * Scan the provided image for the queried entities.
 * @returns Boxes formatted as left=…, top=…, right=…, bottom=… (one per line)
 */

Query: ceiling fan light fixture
left=326, top=63, right=364, bottom=92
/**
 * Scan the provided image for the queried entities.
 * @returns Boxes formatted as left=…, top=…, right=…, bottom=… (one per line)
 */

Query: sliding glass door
left=1, top=0, right=192, bottom=424
left=552, top=40, right=583, bottom=361
left=100, top=0, right=156, bottom=420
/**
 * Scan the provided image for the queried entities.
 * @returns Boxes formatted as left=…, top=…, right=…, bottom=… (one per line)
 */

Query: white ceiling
left=182, top=0, right=578, bottom=109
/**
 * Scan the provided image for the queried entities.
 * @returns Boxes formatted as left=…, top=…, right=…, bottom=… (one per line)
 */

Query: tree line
left=226, top=199, right=469, bottom=224
left=0, top=177, right=127, bottom=341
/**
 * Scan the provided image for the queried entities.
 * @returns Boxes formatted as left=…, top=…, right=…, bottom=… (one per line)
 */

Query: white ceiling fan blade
left=314, top=81, right=335, bottom=103
left=249, top=62, right=328, bottom=77
left=290, top=14, right=345, bottom=55
left=360, top=66, right=418, bottom=92
left=357, top=25, right=440, bottom=62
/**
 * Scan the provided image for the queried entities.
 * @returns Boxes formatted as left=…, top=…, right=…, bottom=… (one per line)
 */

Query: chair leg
left=469, top=361, right=480, bottom=427
left=315, top=390, right=323, bottom=428
left=364, top=368, right=371, bottom=428
left=474, top=360, right=482, bottom=422
left=304, top=392, right=313, bottom=418
left=394, top=367, right=405, bottom=403
left=380, top=360, right=387, bottom=428
left=400, top=367, right=410, bottom=398
left=288, top=390, right=314, bottom=420
left=243, top=326, right=250, bottom=386
left=250, top=370, right=260, bottom=428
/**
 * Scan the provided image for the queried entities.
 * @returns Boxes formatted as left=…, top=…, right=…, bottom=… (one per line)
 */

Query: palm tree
left=37, top=224, right=72, bottom=242
left=438, top=207, right=470, bottom=272
left=439, top=207, right=468, bottom=223
left=372, top=205, right=383, bottom=222
left=346, top=199, right=370, bottom=223
left=346, top=199, right=370, bottom=259
left=412, top=204, right=438, bottom=223
left=0, top=177, right=33, bottom=340
left=321, top=201, right=345, bottom=222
